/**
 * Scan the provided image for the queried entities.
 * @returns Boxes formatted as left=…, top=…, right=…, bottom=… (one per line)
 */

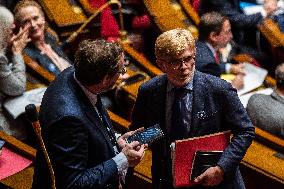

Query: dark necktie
left=171, top=88, right=188, bottom=141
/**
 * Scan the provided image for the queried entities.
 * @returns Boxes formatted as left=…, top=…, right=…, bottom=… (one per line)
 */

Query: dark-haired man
left=196, top=12, right=246, bottom=90
left=33, top=39, right=146, bottom=189
left=199, top=0, right=264, bottom=46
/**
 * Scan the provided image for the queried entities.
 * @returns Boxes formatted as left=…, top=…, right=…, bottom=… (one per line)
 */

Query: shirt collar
left=205, top=42, right=216, bottom=55
left=167, top=77, right=194, bottom=92
left=74, top=73, right=98, bottom=107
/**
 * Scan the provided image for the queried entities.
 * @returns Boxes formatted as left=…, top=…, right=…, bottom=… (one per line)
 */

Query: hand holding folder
left=171, top=131, right=231, bottom=188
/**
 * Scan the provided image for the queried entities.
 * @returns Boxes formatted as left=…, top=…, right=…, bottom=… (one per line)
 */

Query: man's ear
left=209, top=31, right=218, bottom=43
left=102, top=74, right=111, bottom=86
left=156, top=59, right=166, bottom=72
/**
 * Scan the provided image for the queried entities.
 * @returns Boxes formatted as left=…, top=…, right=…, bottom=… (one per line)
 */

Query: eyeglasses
left=165, top=55, right=195, bottom=70
left=117, top=66, right=127, bottom=75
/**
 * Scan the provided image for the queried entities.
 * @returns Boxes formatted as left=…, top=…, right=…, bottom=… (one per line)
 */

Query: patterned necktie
left=171, top=88, right=188, bottom=141
left=214, top=51, right=220, bottom=64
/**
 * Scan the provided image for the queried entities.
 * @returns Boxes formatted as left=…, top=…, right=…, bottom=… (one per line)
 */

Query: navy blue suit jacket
left=33, top=67, right=119, bottom=189
left=131, top=71, right=255, bottom=189
left=196, top=41, right=226, bottom=77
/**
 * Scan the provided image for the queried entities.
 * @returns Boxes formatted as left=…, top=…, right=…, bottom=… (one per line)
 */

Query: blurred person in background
left=0, top=6, right=30, bottom=140
left=14, top=0, right=70, bottom=76
left=196, top=12, right=246, bottom=90
left=247, top=63, right=284, bottom=139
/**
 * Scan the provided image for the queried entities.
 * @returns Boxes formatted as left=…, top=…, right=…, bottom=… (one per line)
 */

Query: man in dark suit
left=199, top=0, right=264, bottom=46
left=33, top=39, right=146, bottom=189
left=196, top=12, right=246, bottom=90
left=131, top=29, right=255, bottom=189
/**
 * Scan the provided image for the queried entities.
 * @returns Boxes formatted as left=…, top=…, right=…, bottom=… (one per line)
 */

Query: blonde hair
left=14, top=0, right=44, bottom=24
left=155, top=29, right=195, bottom=59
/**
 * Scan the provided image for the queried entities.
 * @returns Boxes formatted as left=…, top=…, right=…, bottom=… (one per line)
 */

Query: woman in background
left=14, top=0, right=71, bottom=76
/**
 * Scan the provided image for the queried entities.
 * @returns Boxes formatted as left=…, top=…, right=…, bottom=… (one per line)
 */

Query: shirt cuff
left=115, top=132, right=122, bottom=140
left=225, top=63, right=232, bottom=73
left=112, top=152, right=129, bottom=174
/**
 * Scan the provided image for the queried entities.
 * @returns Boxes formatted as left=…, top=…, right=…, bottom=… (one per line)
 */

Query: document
left=238, top=63, right=268, bottom=95
left=3, top=87, right=46, bottom=119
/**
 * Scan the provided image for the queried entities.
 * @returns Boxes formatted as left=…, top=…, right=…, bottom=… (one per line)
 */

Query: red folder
left=171, top=131, right=231, bottom=188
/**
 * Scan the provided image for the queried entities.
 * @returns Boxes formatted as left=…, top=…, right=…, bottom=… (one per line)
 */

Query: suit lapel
left=72, top=79, right=115, bottom=153
left=190, top=71, right=206, bottom=136
left=153, top=75, right=168, bottom=133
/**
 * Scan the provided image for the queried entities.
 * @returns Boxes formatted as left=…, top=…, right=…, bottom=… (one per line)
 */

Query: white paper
left=243, top=5, right=263, bottom=15
left=3, top=87, right=46, bottom=119
left=237, top=63, right=268, bottom=95
left=239, top=88, right=273, bottom=108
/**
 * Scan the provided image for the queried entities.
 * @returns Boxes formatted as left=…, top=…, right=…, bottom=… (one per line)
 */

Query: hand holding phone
left=126, top=124, right=164, bottom=145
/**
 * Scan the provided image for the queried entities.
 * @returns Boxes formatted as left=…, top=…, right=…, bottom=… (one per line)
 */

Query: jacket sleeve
left=45, top=117, right=118, bottom=189
left=0, top=53, right=26, bottom=96
left=216, top=83, right=255, bottom=177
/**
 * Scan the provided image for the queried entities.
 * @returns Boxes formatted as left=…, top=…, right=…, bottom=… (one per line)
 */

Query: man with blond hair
left=131, top=29, right=255, bottom=189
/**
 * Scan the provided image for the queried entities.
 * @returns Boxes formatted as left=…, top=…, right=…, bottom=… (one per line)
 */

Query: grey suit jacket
left=131, top=71, right=255, bottom=189
left=247, top=91, right=284, bottom=139
left=0, top=53, right=26, bottom=139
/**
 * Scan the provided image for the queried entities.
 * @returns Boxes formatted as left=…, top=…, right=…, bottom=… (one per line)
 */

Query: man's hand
left=231, top=74, right=244, bottom=90
left=230, top=63, right=246, bottom=75
left=117, top=127, right=144, bottom=149
left=264, top=0, right=278, bottom=17
left=122, top=141, right=146, bottom=167
left=194, top=166, right=224, bottom=186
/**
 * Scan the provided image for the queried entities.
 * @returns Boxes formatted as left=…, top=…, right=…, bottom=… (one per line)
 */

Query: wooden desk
left=132, top=138, right=284, bottom=189
left=38, top=0, right=87, bottom=36
left=179, top=0, right=200, bottom=26
left=117, top=69, right=150, bottom=100
left=258, top=19, right=284, bottom=66
left=241, top=140, right=284, bottom=188
left=259, top=19, right=284, bottom=48
left=0, top=132, right=36, bottom=189
left=121, top=43, right=163, bottom=77
left=143, top=0, right=189, bottom=32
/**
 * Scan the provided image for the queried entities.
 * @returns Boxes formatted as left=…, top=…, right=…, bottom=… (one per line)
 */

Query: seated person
left=264, top=0, right=284, bottom=32
left=196, top=12, right=245, bottom=89
left=247, top=63, right=284, bottom=139
left=199, top=0, right=265, bottom=47
left=0, top=6, right=30, bottom=140
left=13, top=0, right=71, bottom=76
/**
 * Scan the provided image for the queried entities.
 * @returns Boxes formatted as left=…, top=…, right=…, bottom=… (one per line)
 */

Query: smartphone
left=126, top=124, right=164, bottom=145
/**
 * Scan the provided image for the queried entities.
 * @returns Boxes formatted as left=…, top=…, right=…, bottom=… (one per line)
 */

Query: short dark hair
left=74, top=39, right=123, bottom=86
left=198, top=12, right=228, bottom=41
left=275, top=63, right=284, bottom=89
